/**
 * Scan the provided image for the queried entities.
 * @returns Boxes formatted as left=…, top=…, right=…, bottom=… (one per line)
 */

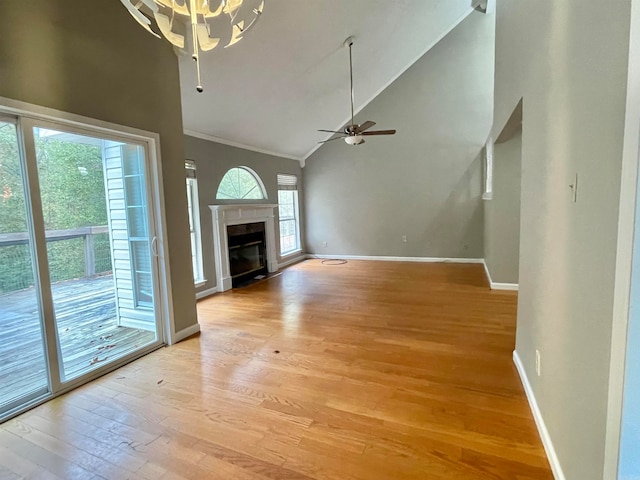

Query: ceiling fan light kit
left=119, top=0, right=265, bottom=92
left=344, top=135, right=364, bottom=146
left=318, top=36, right=397, bottom=147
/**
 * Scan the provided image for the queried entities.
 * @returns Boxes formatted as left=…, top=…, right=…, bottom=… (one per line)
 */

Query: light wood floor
left=0, top=260, right=552, bottom=479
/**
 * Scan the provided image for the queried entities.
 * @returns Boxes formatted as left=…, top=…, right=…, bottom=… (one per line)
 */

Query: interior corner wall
left=0, top=0, right=197, bottom=333
left=494, top=1, right=632, bottom=478
left=484, top=128, right=521, bottom=285
left=302, top=11, right=494, bottom=259
left=183, top=135, right=303, bottom=294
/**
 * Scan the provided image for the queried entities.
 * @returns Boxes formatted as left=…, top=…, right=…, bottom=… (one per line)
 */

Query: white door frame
left=0, top=96, right=178, bottom=419
left=603, top=0, right=640, bottom=475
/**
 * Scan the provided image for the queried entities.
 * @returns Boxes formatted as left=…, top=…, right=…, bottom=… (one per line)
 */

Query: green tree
left=0, top=126, right=112, bottom=293
left=35, top=134, right=107, bottom=230
left=0, top=122, right=28, bottom=234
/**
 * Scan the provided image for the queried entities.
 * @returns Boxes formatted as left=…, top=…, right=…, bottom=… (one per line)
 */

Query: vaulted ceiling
left=179, top=0, right=474, bottom=161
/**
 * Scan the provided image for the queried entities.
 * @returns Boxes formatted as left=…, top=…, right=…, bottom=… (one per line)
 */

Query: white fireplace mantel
left=209, top=204, right=279, bottom=292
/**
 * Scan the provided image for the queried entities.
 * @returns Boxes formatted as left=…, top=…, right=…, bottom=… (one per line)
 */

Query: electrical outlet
left=535, top=350, right=541, bottom=376
left=322, top=241, right=327, bottom=248
left=402, top=235, right=407, bottom=243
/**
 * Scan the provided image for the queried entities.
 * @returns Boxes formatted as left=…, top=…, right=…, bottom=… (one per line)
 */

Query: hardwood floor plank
left=0, top=430, right=104, bottom=480
left=0, top=260, right=553, bottom=479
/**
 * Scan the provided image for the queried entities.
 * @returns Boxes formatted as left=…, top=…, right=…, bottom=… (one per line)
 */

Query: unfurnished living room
left=0, top=1, right=639, bottom=479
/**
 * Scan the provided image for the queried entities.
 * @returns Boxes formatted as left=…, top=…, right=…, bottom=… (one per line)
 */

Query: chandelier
left=120, top=0, right=265, bottom=92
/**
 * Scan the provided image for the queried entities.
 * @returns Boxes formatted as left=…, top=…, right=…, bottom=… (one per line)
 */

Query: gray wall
left=484, top=128, right=521, bottom=284
left=0, top=0, right=197, bottom=333
left=302, top=12, right=493, bottom=259
left=183, top=135, right=303, bottom=293
left=494, top=0, right=632, bottom=478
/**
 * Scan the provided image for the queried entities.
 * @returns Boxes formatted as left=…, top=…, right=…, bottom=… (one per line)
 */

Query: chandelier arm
left=189, top=0, right=204, bottom=92
left=121, top=0, right=264, bottom=92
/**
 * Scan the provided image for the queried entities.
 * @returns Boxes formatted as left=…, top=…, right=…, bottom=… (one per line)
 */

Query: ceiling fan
left=318, top=37, right=397, bottom=146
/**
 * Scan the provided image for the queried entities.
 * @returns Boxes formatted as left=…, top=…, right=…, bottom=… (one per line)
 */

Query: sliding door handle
left=151, top=236, right=159, bottom=257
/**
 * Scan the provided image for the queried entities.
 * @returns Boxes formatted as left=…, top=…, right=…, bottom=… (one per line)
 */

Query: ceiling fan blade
left=361, top=130, right=397, bottom=136
left=318, top=129, right=344, bottom=134
left=356, top=121, right=376, bottom=133
left=318, top=136, right=348, bottom=144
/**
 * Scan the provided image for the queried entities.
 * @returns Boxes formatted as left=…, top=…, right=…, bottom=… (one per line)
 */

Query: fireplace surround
left=209, top=204, right=279, bottom=292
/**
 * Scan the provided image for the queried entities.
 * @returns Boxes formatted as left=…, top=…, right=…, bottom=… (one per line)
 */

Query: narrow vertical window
left=186, top=160, right=204, bottom=284
left=277, top=174, right=300, bottom=256
left=483, top=137, right=494, bottom=200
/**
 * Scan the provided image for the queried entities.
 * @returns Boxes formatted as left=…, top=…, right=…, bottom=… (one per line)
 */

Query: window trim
left=186, top=162, right=205, bottom=285
left=277, top=174, right=301, bottom=257
left=482, top=137, right=494, bottom=201
left=215, top=166, right=267, bottom=201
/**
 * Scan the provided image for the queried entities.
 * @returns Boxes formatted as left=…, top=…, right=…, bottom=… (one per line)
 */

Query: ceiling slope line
left=184, top=129, right=305, bottom=163
left=301, top=6, right=476, bottom=164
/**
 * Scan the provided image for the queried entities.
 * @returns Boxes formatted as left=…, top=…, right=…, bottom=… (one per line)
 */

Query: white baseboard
left=278, top=253, right=307, bottom=269
left=513, top=351, right=566, bottom=480
left=173, top=323, right=201, bottom=344
left=195, top=286, right=219, bottom=300
left=482, top=260, right=519, bottom=291
left=482, top=259, right=492, bottom=285
left=195, top=255, right=305, bottom=300
left=307, top=254, right=484, bottom=264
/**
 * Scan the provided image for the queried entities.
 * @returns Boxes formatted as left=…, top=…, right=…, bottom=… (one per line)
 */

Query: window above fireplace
left=216, top=166, right=266, bottom=200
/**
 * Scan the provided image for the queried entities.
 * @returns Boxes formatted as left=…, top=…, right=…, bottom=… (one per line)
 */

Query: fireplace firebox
left=227, top=222, right=267, bottom=287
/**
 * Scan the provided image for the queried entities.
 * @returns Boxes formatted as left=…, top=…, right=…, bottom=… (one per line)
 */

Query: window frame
left=185, top=161, right=205, bottom=286
left=215, top=166, right=267, bottom=201
left=483, top=137, right=494, bottom=200
left=277, top=174, right=301, bottom=257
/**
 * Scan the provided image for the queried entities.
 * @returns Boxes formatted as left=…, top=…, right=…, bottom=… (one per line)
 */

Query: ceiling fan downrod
left=315, top=36, right=397, bottom=146
left=345, top=36, right=356, bottom=130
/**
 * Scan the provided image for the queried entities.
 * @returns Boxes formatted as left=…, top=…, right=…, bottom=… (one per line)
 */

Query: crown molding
left=184, top=129, right=305, bottom=164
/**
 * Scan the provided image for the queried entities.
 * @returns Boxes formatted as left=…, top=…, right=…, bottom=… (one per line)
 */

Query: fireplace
left=227, top=222, right=267, bottom=287
left=209, top=204, right=279, bottom=292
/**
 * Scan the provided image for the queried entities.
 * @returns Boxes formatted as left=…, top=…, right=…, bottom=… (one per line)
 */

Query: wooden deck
left=0, top=275, right=155, bottom=407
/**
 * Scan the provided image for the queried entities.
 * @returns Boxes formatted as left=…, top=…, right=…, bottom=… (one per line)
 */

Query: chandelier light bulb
left=120, top=0, right=265, bottom=92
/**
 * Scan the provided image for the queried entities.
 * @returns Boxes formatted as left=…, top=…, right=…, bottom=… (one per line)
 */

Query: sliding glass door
left=0, top=118, right=49, bottom=414
left=0, top=115, right=163, bottom=419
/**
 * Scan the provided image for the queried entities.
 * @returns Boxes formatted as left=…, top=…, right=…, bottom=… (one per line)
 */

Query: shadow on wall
left=422, top=151, right=484, bottom=258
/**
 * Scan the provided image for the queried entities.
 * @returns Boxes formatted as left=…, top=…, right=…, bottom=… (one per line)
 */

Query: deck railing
left=0, top=226, right=111, bottom=294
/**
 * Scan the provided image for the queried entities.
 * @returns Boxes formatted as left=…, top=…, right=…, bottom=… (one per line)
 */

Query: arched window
left=216, top=167, right=266, bottom=200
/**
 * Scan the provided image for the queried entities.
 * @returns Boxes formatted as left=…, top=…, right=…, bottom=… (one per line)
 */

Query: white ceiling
left=179, top=0, right=473, bottom=161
